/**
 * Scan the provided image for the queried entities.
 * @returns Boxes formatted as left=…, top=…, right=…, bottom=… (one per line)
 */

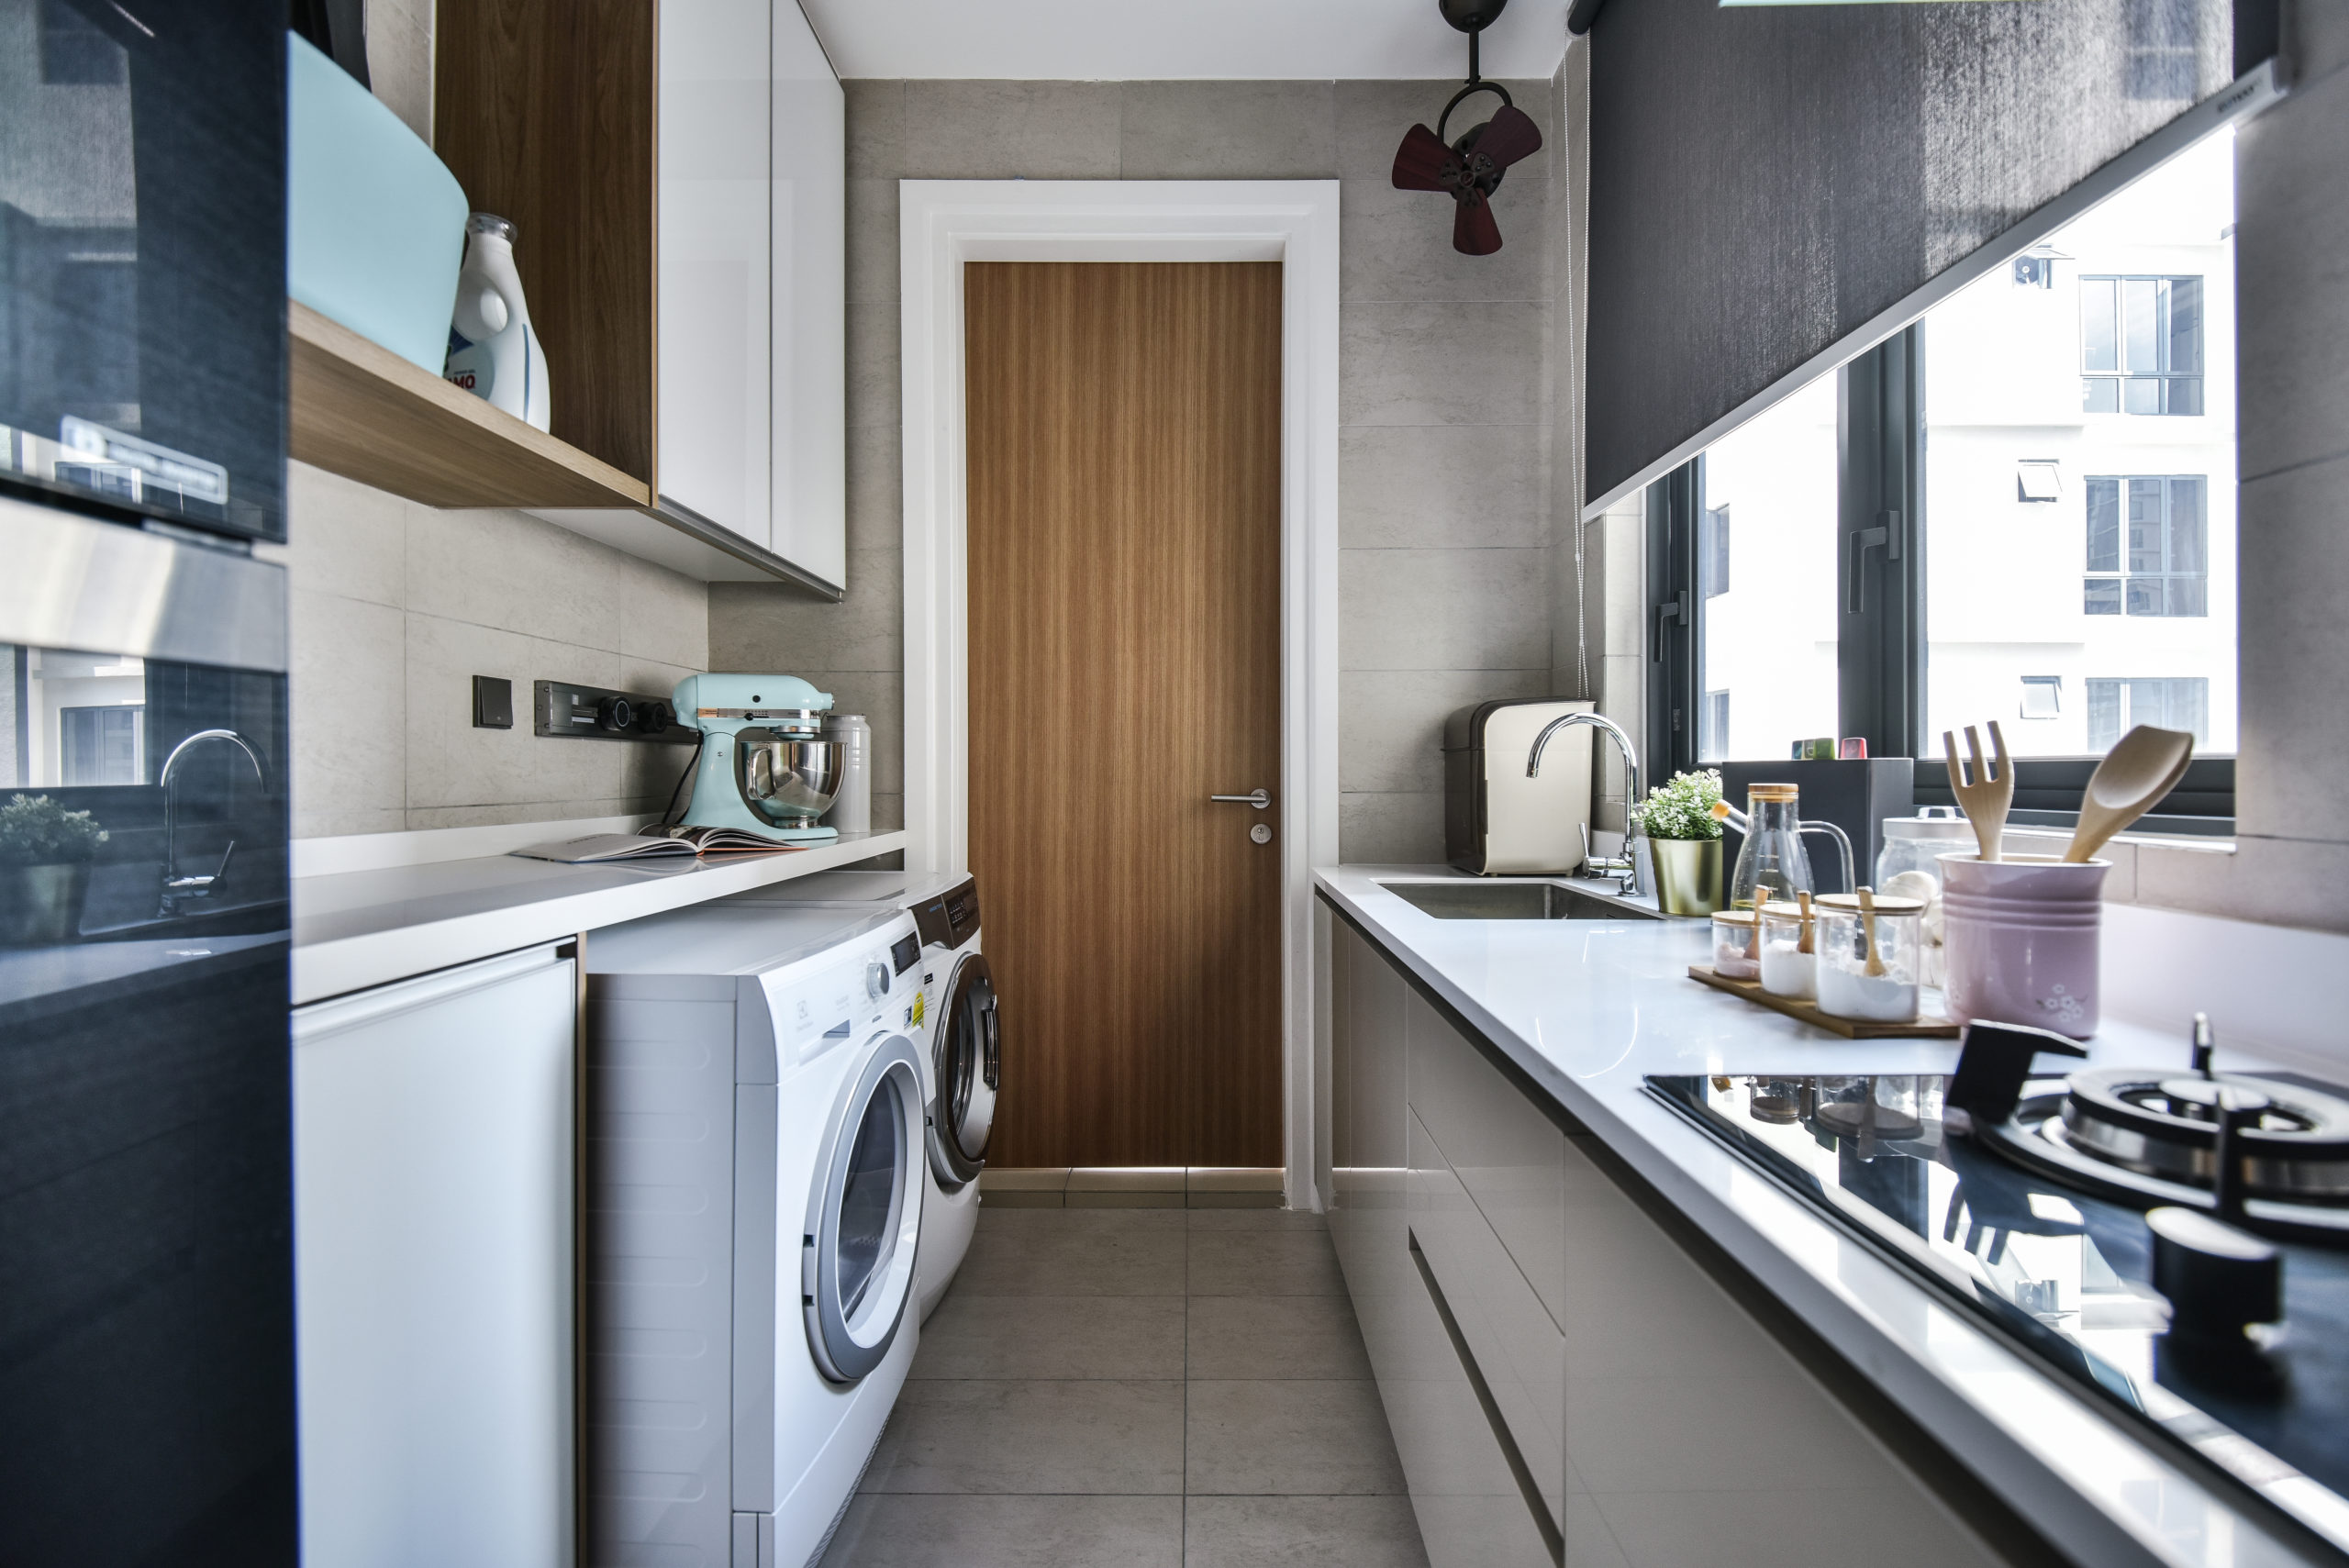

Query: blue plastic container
left=286, top=33, right=469, bottom=375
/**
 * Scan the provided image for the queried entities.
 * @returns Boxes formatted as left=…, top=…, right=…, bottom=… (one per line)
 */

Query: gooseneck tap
left=1525, top=711, right=1644, bottom=895
left=158, top=728, right=266, bottom=917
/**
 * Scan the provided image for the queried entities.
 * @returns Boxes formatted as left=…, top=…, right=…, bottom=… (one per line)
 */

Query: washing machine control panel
left=774, top=916, right=921, bottom=1067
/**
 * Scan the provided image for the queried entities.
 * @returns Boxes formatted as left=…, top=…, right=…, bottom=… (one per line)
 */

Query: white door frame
left=898, top=180, right=1341, bottom=1209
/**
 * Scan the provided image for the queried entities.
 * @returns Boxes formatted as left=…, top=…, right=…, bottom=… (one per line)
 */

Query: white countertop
left=292, top=829, right=907, bottom=1006
left=1315, top=862, right=2324, bottom=1568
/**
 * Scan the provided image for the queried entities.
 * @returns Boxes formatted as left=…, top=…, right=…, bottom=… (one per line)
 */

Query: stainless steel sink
left=1376, top=880, right=1667, bottom=921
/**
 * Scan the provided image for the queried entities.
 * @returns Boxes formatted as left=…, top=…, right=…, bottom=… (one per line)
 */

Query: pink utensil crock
left=1938, top=853, right=2110, bottom=1040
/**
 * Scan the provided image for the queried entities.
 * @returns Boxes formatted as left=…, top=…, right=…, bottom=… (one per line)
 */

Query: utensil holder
left=1938, top=853, right=2109, bottom=1039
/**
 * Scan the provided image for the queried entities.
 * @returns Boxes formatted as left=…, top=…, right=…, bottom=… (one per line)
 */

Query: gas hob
left=1648, top=1024, right=2349, bottom=1561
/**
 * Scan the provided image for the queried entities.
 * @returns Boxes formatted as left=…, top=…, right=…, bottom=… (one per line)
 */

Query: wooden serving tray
left=1687, top=964, right=1960, bottom=1039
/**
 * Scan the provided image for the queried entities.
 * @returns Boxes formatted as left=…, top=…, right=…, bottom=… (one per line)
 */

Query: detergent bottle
left=443, top=213, right=551, bottom=431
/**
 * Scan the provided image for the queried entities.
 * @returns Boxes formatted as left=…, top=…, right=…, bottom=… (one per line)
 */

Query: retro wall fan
left=1390, top=0, right=1544, bottom=256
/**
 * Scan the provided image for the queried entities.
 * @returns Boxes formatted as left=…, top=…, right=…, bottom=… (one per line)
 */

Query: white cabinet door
left=769, top=0, right=846, bottom=589
left=294, top=944, right=578, bottom=1568
left=659, top=0, right=774, bottom=549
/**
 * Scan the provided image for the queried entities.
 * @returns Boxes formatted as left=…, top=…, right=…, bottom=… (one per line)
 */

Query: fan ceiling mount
left=1391, top=0, right=1543, bottom=256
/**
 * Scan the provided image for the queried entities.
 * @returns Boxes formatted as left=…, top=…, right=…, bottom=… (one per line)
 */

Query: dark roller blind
left=1583, top=0, right=2274, bottom=511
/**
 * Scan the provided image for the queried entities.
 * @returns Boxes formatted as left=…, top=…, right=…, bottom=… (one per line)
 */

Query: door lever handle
left=1210, top=789, right=1271, bottom=809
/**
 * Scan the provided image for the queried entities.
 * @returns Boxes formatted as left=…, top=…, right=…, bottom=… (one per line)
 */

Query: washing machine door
left=928, top=953, right=997, bottom=1188
left=803, top=1031, right=926, bottom=1384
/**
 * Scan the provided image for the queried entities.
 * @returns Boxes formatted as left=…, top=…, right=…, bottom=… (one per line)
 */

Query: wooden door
left=966, top=261, right=1283, bottom=1169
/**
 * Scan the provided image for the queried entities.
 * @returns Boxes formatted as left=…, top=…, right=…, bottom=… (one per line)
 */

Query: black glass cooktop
left=1648, top=1073, right=2349, bottom=1557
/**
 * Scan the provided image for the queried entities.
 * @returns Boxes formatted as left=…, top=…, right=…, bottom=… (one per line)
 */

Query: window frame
left=1645, top=333, right=2238, bottom=836
left=2079, top=272, right=2207, bottom=417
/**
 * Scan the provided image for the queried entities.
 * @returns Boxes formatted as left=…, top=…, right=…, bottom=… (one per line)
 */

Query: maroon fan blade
left=1453, top=193, right=1502, bottom=256
left=1473, top=104, right=1543, bottom=170
left=1392, top=123, right=1458, bottom=192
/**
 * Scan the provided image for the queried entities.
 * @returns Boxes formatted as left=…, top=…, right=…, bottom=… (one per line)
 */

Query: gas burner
left=1950, top=1019, right=2349, bottom=1244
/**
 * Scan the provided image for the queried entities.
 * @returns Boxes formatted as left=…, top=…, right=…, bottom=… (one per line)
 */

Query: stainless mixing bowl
left=733, top=729, right=842, bottom=825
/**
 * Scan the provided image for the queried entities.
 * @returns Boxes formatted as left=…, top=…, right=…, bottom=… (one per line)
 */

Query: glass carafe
left=1728, top=784, right=1813, bottom=911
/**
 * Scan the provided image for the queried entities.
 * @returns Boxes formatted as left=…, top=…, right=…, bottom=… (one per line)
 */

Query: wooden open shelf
left=286, top=301, right=651, bottom=511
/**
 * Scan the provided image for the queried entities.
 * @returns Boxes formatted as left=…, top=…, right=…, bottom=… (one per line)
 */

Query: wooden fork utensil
left=1943, top=722, right=2013, bottom=863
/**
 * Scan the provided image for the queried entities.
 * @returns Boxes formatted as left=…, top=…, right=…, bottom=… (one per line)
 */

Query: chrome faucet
left=158, top=728, right=266, bottom=917
left=1526, top=712, right=1645, bottom=897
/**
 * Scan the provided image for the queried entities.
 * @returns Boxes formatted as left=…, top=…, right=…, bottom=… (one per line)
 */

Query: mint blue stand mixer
left=671, top=673, right=841, bottom=844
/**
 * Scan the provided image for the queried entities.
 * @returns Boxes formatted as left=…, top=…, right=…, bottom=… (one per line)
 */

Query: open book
left=509, top=832, right=697, bottom=864
left=510, top=826, right=809, bottom=862
left=639, top=824, right=807, bottom=854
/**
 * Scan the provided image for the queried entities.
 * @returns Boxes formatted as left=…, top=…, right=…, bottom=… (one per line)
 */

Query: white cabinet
left=1328, top=912, right=2014, bottom=1568
left=659, top=0, right=774, bottom=550
left=769, top=0, right=847, bottom=589
left=654, top=0, right=844, bottom=586
left=293, top=943, right=578, bottom=1568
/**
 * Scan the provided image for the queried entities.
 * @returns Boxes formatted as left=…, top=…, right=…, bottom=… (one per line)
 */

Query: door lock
left=1250, top=823, right=1274, bottom=844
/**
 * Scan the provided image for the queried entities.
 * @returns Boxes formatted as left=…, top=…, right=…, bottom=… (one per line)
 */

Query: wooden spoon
left=1797, top=890, right=1814, bottom=956
left=1856, top=885, right=1887, bottom=977
left=2065, top=724, right=2195, bottom=862
left=1943, top=721, right=2014, bottom=862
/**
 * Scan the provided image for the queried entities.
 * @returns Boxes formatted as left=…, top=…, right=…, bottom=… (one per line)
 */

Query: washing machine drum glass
left=930, top=953, right=997, bottom=1185
left=806, top=1034, right=925, bottom=1384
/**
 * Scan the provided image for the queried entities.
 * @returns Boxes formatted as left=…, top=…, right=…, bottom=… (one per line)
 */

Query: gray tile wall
left=705, top=77, right=1571, bottom=863
left=280, top=462, right=708, bottom=839
left=2138, top=0, right=2349, bottom=933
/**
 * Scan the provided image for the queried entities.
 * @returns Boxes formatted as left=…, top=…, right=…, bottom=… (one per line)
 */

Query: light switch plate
left=473, top=674, right=513, bottom=729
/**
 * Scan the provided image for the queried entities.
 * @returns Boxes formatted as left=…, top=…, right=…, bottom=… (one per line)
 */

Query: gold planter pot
left=0, top=862, right=91, bottom=946
left=1648, top=837, right=1722, bottom=917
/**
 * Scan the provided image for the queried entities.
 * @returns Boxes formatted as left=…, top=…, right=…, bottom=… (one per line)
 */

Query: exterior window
left=2080, top=275, right=2203, bottom=415
left=1700, top=505, right=1730, bottom=598
left=2018, top=677, right=2062, bottom=720
left=2085, top=476, right=2206, bottom=617
left=1699, top=690, right=1730, bottom=763
left=2087, top=677, right=2208, bottom=750
left=2017, top=461, right=2061, bottom=502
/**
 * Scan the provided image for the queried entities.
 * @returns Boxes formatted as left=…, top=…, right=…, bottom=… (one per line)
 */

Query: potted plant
left=1631, top=769, right=1724, bottom=916
left=0, top=794, right=108, bottom=946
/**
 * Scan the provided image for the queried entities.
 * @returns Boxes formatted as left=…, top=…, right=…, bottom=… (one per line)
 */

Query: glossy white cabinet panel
left=1410, top=1105, right=1567, bottom=1540
left=1397, top=1110, right=1553, bottom=1568
left=769, top=0, right=846, bottom=588
left=293, top=944, right=577, bottom=1568
left=659, top=0, right=774, bottom=549
left=1403, top=982, right=1568, bottom=1328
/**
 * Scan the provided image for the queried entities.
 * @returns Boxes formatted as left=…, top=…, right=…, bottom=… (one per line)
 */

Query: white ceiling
left=796, top=0, right=1567, bottom=82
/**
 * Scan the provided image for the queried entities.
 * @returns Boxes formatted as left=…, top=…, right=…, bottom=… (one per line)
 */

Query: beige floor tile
left=913, top=1295, right=1186, bottom=1380
left=1186, top=1208, right=1329, bottom=1232
left=1067, top=1167, right=1187, bottom=1192
left=1184, top=1496, right=1431, bottom=1568
left=1187, top=1229, right=1348, bottom=1296
left=979, top=1190, right=1065, bottom=1208
left=1186, top=1380, right=1408, bottom=1496
left=820, top=1493, right=1182, bottom=1568
left=1186, top=1191, right=1286, bottom=1209
left=953, top=1210, right=1186, bottom=1296
left=864, top=1380, right=1184, bottom=1495
left=1065, top=1190, right=1186, bottom=1208
left=1186, top=1296, right=1377, bottom=1380
left=1188, top=1167, right=1285, bottom=1193
left=980, top=1168, right=1071, bottom=1192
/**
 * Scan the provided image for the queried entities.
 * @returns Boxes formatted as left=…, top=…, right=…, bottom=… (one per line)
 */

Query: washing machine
left=729, top=872, right=996, bottom=1320
left=585, top=902, right=928, bottom=1568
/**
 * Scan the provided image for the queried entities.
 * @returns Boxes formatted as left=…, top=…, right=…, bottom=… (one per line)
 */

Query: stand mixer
left=671, top=674, right=842, bottom=843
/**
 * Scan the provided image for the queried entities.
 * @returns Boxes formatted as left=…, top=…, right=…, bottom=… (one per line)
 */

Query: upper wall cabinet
left=770, top=6, right=848, bottom=590
left=433, top=1, right=846, bottom=597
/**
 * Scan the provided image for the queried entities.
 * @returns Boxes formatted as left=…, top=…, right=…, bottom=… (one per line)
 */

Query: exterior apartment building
left=1694, top=131, right=2237, bottom=763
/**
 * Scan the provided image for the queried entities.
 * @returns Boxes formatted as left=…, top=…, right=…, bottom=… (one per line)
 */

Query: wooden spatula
left=1943, top=722, right=2013, bottom=862
left=2065, top=725, right=2195, bottom=862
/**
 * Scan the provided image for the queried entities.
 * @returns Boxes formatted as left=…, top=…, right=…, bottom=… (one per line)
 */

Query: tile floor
left=819, top=1205, right=1431, bottom=1568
